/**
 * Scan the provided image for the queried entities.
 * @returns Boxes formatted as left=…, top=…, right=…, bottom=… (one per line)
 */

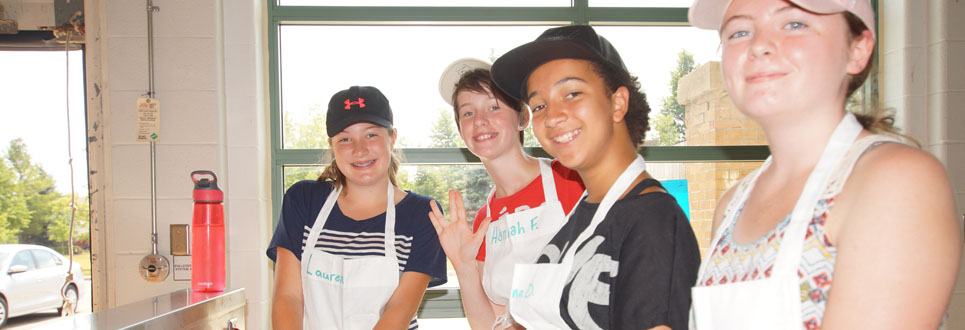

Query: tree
left=47, top=194, right=90, bottom=252
left=0, top=157, right=30, bottom=243
left=6, top=139, right=64, bottom=245
left=653, top=50, right=696, bottom=146
left=429, top=109, right=464, bottom=148
left=282, top=105, right=331, bottom=190
left=284, top=105, right=329, bottom=150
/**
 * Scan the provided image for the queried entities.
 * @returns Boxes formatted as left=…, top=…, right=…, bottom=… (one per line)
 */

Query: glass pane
left=12, top=251, right=36, bottom=270
left=279, top=25, right=553, bottom=149
left=673, top=161, right=764, bottom=256
left=590, top=0, right=693, bottom=7
left=592, top=26, right=726, bottom=146
left=279, top=0, right=569, bottom=7
left=284, top=164, right=493, bottom=217
left=32, top=250, right=58, bottom=268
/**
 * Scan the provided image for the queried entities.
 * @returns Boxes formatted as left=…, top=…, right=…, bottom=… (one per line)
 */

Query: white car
left=0, top=244, right=83, bottom=328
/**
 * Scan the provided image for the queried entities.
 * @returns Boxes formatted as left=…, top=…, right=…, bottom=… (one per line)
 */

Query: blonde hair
left=317, top=126, right=403, bottom=188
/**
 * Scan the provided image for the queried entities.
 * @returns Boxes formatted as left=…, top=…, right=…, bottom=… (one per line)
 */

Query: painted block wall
left=879, top=1, right=964, bottom=328
left=84, top=0, right=270, bottom=328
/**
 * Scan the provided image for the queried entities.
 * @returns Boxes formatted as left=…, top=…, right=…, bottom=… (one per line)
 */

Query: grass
left=69, top=250, right=92, bottom=277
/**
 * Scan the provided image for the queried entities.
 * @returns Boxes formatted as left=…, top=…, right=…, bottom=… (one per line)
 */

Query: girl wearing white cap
left=267, top=86, right=448, bottom=330
left=687, top=0, right=961, bottom=328
left=429, top=59, right=586, bottom=329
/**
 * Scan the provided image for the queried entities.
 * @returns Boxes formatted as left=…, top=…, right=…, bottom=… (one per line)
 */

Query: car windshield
left=0, top=252, right=8, bottom=265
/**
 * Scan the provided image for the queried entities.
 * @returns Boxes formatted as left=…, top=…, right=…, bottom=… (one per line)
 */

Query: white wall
left=84, top=0, right=270, bottom=328
left=880, top=1, right=965, bottom=328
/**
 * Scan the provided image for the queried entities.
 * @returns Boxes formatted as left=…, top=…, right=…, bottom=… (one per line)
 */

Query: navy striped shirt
left=268, top=180, right=448, bottom=330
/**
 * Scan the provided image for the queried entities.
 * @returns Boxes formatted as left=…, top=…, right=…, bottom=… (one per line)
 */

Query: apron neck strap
left=562, top=155, right=646, bottom=264
left=538, top=158, right=559, bottom=204
left=304, top=182, right=399, bottom=259
left=773, top=112, right=861, bottom=273
left=384, top=182, right=397, bottom=257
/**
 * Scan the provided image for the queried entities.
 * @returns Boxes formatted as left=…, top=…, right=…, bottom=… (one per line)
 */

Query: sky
left=280, top=25, right=721, bottom=148
left=0, top=50, right=88, bottom=195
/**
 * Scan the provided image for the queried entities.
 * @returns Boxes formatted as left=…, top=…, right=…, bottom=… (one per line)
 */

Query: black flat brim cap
left=491, top=25, right=628, bottom=102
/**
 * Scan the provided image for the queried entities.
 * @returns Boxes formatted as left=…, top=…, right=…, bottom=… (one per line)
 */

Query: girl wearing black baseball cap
left=687, top=0, right=960, bottom=329
left=267, top=86, right=447, bottom=330
left=428, top=59, right=586, bottom=329
left=490, top=25, right=701, bottom=330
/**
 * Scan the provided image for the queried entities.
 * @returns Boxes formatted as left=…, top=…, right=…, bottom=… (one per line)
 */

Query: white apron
left=690, top=113, right=862, bottom=330
left=483, top=158, right=568, bottom=306
left=509, top=155, right=646, bottom=330
left=301, top=183, right=400, bottom=330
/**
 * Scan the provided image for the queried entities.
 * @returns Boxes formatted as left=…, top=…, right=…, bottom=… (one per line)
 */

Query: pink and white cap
left=688, top=0, right=876, bottom=38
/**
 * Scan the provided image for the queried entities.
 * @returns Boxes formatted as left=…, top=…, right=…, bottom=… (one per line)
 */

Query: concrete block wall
left=84, top=0, right=270, bottom=328
left=879, top=1, right=965, bottom=328
left=887, top=1, right=962, bottom=328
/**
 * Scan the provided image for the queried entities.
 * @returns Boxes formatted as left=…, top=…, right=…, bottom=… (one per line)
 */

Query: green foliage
left=429, top=108, right=465, bottom=148
left=0, top=139, right=90, bottom=248
left=47, top=194, right=90, bottom=249
left=523, top=126, right=539, bottom=148
left=284, top=105, right=330, bottom=150
left=411, top=109, right=491, bottom=217
left=0, top=157, right=30, bottom=243
left=653, top=50, right=696, bottom=146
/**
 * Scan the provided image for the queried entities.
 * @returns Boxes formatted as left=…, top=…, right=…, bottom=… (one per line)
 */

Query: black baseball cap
left=326, top=86, right=393, bottom=137
left=491, top=25, right=628, bottom=101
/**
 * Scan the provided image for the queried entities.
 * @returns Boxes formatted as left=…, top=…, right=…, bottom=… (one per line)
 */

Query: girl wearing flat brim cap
left=687, top=0, right=961, bottom=329
left=267, top=86, right=448, bottom=330
left=428, top=59, right=586, bottom=329
left=491, top=25, right=701, bottom=330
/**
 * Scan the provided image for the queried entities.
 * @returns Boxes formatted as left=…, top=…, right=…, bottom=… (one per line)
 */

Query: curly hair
left=589, top=60, right=651, bottom=149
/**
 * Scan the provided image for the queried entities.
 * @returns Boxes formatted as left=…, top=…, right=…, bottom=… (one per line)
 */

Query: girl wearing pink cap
left=688, top=0, right=961, bottom=328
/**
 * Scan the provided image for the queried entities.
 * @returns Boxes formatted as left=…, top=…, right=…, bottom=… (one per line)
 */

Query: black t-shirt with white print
left=535, top=179, right=700, bottom=330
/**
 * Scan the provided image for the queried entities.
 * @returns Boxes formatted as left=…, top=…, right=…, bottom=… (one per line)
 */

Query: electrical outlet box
left=171, top=224, right=189, bottom=256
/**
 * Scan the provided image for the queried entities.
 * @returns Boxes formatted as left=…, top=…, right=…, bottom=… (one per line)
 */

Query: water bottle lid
left=191, top=170, right=223, bottom=202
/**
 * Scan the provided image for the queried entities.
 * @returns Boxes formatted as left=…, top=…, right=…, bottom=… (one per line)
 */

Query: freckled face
left=526, top=59, right=620, bottom=171
left=330, top=123, right=396, bottom=187
left=455, top=88, right=525, bottom=161
left=720, top=0, right=860, bottom=119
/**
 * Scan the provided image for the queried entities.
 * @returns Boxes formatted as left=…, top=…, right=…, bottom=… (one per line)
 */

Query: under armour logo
left=344, top=98, right=366, bottom=109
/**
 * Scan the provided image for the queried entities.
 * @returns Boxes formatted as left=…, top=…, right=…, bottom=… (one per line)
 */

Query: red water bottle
left=191, top=170, right=225, bottom=292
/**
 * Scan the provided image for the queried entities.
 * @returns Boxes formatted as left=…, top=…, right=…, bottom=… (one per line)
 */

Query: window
left=32, top=250, right=59, bottom=269
left=268, top=0, right=883, bottom=320
left=11, top=251, right=37, bottom=271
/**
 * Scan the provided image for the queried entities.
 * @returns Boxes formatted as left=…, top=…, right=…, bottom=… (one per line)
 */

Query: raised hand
left=428, top=190, right=492, bottom=269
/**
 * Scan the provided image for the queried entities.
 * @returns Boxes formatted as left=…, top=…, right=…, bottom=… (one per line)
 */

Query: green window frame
left=266, top=0, right=781, bottom=318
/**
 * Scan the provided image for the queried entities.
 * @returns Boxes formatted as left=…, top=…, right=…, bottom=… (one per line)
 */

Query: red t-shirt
left=471, top=160, right=585, bottom=261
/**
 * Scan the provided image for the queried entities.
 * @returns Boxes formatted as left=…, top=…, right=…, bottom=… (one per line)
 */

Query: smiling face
left=526, top=58, right=629, bottom=171
left=329, top=122, right=396, bottom=188
left=455, top=87, right=527, bottom=161
left=719, top=0, right=871, bottom=121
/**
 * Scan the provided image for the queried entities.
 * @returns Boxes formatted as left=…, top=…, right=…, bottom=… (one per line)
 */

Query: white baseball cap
left=688, top=0, right=876, bottom=39
left=438, top=58, right=491, bottom=106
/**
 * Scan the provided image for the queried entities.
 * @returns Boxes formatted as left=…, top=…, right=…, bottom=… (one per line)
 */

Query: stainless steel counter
left=36, top=288, right=245, bottom=330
